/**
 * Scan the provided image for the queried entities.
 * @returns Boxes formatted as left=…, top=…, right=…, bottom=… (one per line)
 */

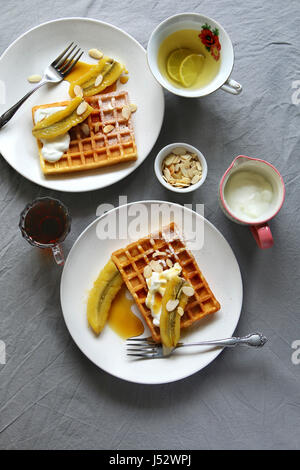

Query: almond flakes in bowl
left=161, top=148, right=203, bottom=189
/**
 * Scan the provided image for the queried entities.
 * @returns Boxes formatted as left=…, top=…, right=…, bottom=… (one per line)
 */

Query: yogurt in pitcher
left=224, top=170, right=273, bottom=221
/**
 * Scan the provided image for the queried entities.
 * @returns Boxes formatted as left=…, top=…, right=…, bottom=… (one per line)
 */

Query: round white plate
left=60, top=201, right=243, bottom=384
left=0, top=18, right=164, bottom=192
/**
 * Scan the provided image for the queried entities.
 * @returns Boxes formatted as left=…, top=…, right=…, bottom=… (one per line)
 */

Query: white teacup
left=147, top=13, right=242, bottom=98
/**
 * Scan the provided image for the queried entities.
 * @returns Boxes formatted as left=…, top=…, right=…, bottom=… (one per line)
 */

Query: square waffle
left=32, top=90, right=137, bottom=175
left=111, top=222, right=221, bottom=342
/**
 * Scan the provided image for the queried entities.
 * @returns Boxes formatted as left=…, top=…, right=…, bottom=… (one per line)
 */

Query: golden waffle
left=32, top=90, right=137, bottom=175
left=112, top=222, right=221, bottom=342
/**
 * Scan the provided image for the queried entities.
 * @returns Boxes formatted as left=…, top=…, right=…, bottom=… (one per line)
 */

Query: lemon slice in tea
left=167, top=48, right=191, bottom=83
left=179, top=54, right=205, bottom=87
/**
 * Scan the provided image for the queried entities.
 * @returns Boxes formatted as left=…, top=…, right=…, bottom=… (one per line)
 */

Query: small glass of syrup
left=19, top=197, right=71, bottom=265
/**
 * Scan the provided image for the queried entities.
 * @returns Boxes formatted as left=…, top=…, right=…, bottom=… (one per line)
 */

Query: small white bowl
left=154, top=143, right=207, bottom=193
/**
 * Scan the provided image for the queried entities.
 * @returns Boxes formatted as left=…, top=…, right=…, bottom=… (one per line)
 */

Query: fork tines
left=126, top=337, right=159, bottom=358
left=52, top=42, right=83, bottom=77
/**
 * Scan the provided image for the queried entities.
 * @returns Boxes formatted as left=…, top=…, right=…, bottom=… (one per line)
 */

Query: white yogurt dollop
left=34, top=107, right=70, bottom=162
left=145, top=262, right=182, bottom=327
left=224, top=170, right=273, bottom=220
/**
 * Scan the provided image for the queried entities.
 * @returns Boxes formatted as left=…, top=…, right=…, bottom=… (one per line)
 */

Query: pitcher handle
left=250, top=224, right=274, bottom=249
left=221, top=78, right=242, bottom=95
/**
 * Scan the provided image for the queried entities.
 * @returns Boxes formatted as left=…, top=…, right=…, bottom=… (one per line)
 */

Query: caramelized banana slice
left=87, top=259, right=123, bottom=335
left=32, top=97, right=93, bottom=139
left=69, top=57, right=124, bottom=97
left=160, top=276, right=189, bottom=348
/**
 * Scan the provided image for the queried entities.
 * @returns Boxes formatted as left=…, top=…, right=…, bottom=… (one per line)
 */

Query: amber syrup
left=24, top=199, right=68, bottom=245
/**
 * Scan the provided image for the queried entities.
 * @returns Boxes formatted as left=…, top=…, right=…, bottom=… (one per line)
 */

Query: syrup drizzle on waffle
left=112, top=222, right=221, bottom=342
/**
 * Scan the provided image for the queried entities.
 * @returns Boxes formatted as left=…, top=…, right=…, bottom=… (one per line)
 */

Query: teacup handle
left=221, top=78, right=242, bottom=95
left=51, top=243, right=65, bottom=265
left=250, top=224, right=274, bottom=249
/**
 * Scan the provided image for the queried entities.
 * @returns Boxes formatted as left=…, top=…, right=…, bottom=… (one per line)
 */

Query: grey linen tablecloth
left=0, top=0, right=299, bottom=450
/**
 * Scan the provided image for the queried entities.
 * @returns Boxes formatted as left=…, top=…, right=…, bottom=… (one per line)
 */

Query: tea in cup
left=19, top=197, right=71, bottom=265
left=147, top=13, right=242, bottom=98
left=219, top=156, right=285, bottom=249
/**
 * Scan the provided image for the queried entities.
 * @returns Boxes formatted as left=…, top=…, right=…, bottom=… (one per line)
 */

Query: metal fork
left=0, top=43, right=83, bottom=128
left=126, top=333, right=268, bottom=359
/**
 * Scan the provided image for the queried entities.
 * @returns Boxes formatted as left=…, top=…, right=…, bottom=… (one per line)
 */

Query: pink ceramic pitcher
left=219, top=156, right=285, bottom=249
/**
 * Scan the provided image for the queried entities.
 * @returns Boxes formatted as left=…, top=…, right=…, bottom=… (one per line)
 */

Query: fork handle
left=176, top=333, right=267, bottom=349
left=0, top=80, right=46, bottom=128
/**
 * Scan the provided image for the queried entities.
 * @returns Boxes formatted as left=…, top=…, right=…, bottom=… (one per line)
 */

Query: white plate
left=60, top=201, right=243, bottom=384
left=0, top=18, right=164, bottom=192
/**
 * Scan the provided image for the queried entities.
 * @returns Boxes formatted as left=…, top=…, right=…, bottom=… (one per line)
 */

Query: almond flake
left=191, top=174, right=201, bottom=185
left=182, top=286, right=195, bottom=297
left=179, top=177, right=191, bottom=184
left=143, top=265, right=152, bottom=279
left=166, top=258, right=173, bottom=268
left=122, top=105, right=131, bottom=120
left=163, top=168, right=171, bottom=180
left=88, top=48, right=103, bottom=60
left=94, top=74, right=103, bottom=87
left=130, top=103, right=137, bottom=113
left=173, top=147, right=187, bottom=155
left=150, top=237, right=155, bottom=246
left=181, top=154, right=191, bottom=160
left=177, top=306, right=184, bottom=317
left=181, top=167, right=189, bottom=178
left=154, top=263, right=163, bottom=273
left=103, top=124, right=114, bottom=134
left=150, top=260, right=163, bottom=273
left=188, top=168, right=196, bottom=178
left=166, top=299, right=179, bottom=312
left=152, top=251, right=166, bottom=258
left=164, top=154, right=176, bottom=166
left=81, top=123, right=90, bottom=136
left=76, top=101, right=88, bottom=115
left=74, top=85, right=83, bottom=97
left=27, top=74, right=42, bottom=83
left=94, top=122, right=100, bottom=133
